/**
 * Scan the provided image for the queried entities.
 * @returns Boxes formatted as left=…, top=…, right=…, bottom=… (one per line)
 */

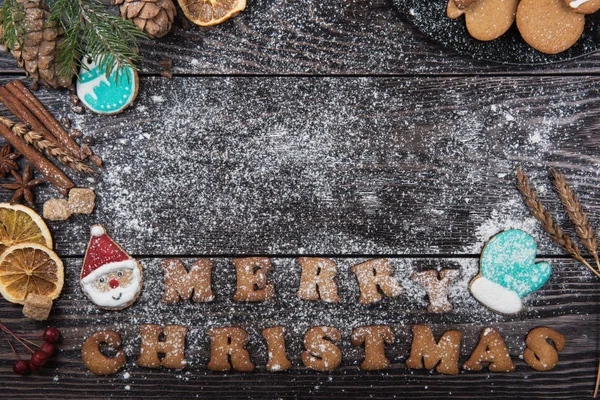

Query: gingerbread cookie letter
left=523, top=327, right=566, bottom=371
left=406, top=325, right=462, bottom=375
left=80, top=225, right=144, bottom=310
left=207, top=327, right=255, bottom=372
left=81, top=330, right=126, bottom=375
left=161, top=258, right=214, bottom=303
left=351, top=259, right=403, bottom=304
left=463, top=327, right=515, bottom=372
left=302, top=326, right=342, bottom=372
left=138, top=324, right=188, bottom=369
left=411, top=269, right=459, bottom=313
left=297, top=257, right=339, bottom=303
left=351, top=326, right=394, bottom=371
left=262, top=326, right=292, bottom=372
left=233, top=257, right=275, bottom=302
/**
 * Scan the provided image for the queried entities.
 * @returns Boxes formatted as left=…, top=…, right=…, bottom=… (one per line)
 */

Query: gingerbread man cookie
left=517, top=0, right=585, bottom=54
left=565, top=0, right=600, bottom=14
left=447, top=0, right=519, bottom=41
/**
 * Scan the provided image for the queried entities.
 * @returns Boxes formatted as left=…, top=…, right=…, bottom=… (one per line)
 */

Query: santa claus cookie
left=80, top=225, right=143, bottom=310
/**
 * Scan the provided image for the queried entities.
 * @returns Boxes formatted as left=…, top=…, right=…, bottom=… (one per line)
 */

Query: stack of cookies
left=447, top=0, right=600, bottom=54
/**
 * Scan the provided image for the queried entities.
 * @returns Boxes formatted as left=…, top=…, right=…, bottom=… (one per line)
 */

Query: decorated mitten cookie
left=80, top=225, right=143, bottom=310
left=565, top=0, right=600, bottom=14
left=76, top=55, right=139, bottom=115
left=470, top=230, right=551, bottom=314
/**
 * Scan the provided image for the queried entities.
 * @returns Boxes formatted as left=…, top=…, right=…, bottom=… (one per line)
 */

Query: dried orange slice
left=0, top=203, right=52, bottom=255
left=177, top=0, right=246, bottom=27
left=0, top=243, right=64, bottom=304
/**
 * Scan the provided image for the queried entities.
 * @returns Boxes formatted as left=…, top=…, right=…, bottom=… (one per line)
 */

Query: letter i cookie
left=469, top=229, right=552, bottom=314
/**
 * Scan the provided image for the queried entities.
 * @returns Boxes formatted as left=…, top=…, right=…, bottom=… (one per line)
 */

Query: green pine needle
left=50, top=0, right=147, bottom=80
left=0, top=0, right=26, bottom=51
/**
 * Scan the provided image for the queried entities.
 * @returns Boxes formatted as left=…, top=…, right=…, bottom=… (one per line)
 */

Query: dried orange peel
left=0, top=243, right=64, bottom=304
left=177, top=0, right=246, bottom=27
left=0, top=203, right=52, bottom=255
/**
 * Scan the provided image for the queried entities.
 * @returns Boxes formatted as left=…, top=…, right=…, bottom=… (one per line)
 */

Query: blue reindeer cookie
left=76, top=55, right=139, bottom=115
left=470, top=229, right=552, bottom=314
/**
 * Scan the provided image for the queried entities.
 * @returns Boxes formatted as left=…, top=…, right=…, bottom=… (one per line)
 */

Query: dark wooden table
left=1, top=0, right=599, bottom=398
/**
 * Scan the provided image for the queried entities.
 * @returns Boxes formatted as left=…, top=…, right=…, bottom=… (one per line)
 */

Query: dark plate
left=393, top=0, right=600, bottom=65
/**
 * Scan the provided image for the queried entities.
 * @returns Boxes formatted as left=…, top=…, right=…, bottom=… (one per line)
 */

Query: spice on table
left=5, top=80, right=86, bottom=160
left=0, top=144, right=20, bottom=178
left=0, top=117, right=94, bottom=174
left=1, top=164, right=45, bottom=205
left=0, top=122, right=74, bottom=196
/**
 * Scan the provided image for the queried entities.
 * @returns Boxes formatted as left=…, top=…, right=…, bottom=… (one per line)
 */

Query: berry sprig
left=0, top=323, right=60, bottom=375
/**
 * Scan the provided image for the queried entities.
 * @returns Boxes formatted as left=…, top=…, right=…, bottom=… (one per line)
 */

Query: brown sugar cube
left=43, top=199, right=72, bottom=221
left=22, top=293, right=53, bottom=321
left=68, top=188, right=96, bottom=215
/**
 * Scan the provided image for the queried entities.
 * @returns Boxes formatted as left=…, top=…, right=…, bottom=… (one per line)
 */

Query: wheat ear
left=550, top=168, right=600, bottom=270
left=0, top=117, right=94, bottom=175
left=516, top=168, right=600, bottom=279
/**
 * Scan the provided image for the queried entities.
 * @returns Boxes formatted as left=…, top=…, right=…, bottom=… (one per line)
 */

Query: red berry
left=28, top=361, right=40, bottom=372
left=31, top=351, right=49, bottom=366
left=40, top=342, right=55, bottom=356
left=43, top=327, right=60, bottom=344
left=13, top=360, right=30, bottom=375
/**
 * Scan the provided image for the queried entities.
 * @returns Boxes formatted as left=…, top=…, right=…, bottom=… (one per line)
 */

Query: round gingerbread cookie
left=76, top=55, right=139, bottom=115
left=565, top=0, right=600, bottom=14
left=517, top=0, right=585, bottom=54
left=464, top=0, right=519, bottom=42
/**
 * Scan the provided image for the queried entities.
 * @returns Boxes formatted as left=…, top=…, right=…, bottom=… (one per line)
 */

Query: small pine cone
left=112, top=0, right=177, bottom=39
left=2, top=0, right=73, bottom=89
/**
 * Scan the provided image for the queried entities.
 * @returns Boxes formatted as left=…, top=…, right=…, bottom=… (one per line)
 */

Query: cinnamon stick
left=7, top=80, right=86, bottom=160
left=0, top=86, right=60, bottom=146
left=0, top=123, right=73, bottom=196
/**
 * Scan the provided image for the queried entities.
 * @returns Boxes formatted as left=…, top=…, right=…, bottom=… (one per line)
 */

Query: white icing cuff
left=81, top=259, right=137, bottom=284
left=91, top=224, right=106, bottom=237
left=470, top=276, right=522, bottom=314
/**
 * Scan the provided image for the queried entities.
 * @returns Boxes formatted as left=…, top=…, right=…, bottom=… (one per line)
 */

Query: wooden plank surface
left=0, top=0, right=599, bottom=398
left=0, top=75, right=597, bottom=256
left=1, top=0, right=600, bottom=76
left=0, top=257, right=597, bottom=399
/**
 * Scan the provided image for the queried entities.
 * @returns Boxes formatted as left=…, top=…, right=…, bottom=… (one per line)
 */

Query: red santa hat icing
left=81, top=224, right=137, bottom=284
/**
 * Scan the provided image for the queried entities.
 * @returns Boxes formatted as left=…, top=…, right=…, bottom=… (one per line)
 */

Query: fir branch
left=0, top=0, right=26, bottom=51
left=550, top=168, right=600, bottom=270
left=50, top=0, right=146, bottom=79
left=516, top=168, right=600, bottom=279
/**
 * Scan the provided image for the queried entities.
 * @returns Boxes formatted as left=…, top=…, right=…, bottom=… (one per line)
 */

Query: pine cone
left=1, top=0, right=73, bottom=89
left=112, top=0, right=177, bottom=39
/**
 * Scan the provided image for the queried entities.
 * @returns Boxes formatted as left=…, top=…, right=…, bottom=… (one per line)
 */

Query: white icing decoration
left=570, top=0, right=590, bottom=7
left=81, top=260, right=142, bottom=308
left=470, top=276, right=522, bottom=314
left=91, top=225, right=105, bottom=237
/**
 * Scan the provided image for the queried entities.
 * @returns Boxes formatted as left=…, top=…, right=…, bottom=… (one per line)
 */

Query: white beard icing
left=81, top=265, right=142, bottom=308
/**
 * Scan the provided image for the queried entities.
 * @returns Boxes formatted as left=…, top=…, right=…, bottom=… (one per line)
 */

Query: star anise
left=0, top=144, right=20, bottom=178
left=1, top=164, right=46, bottom=205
